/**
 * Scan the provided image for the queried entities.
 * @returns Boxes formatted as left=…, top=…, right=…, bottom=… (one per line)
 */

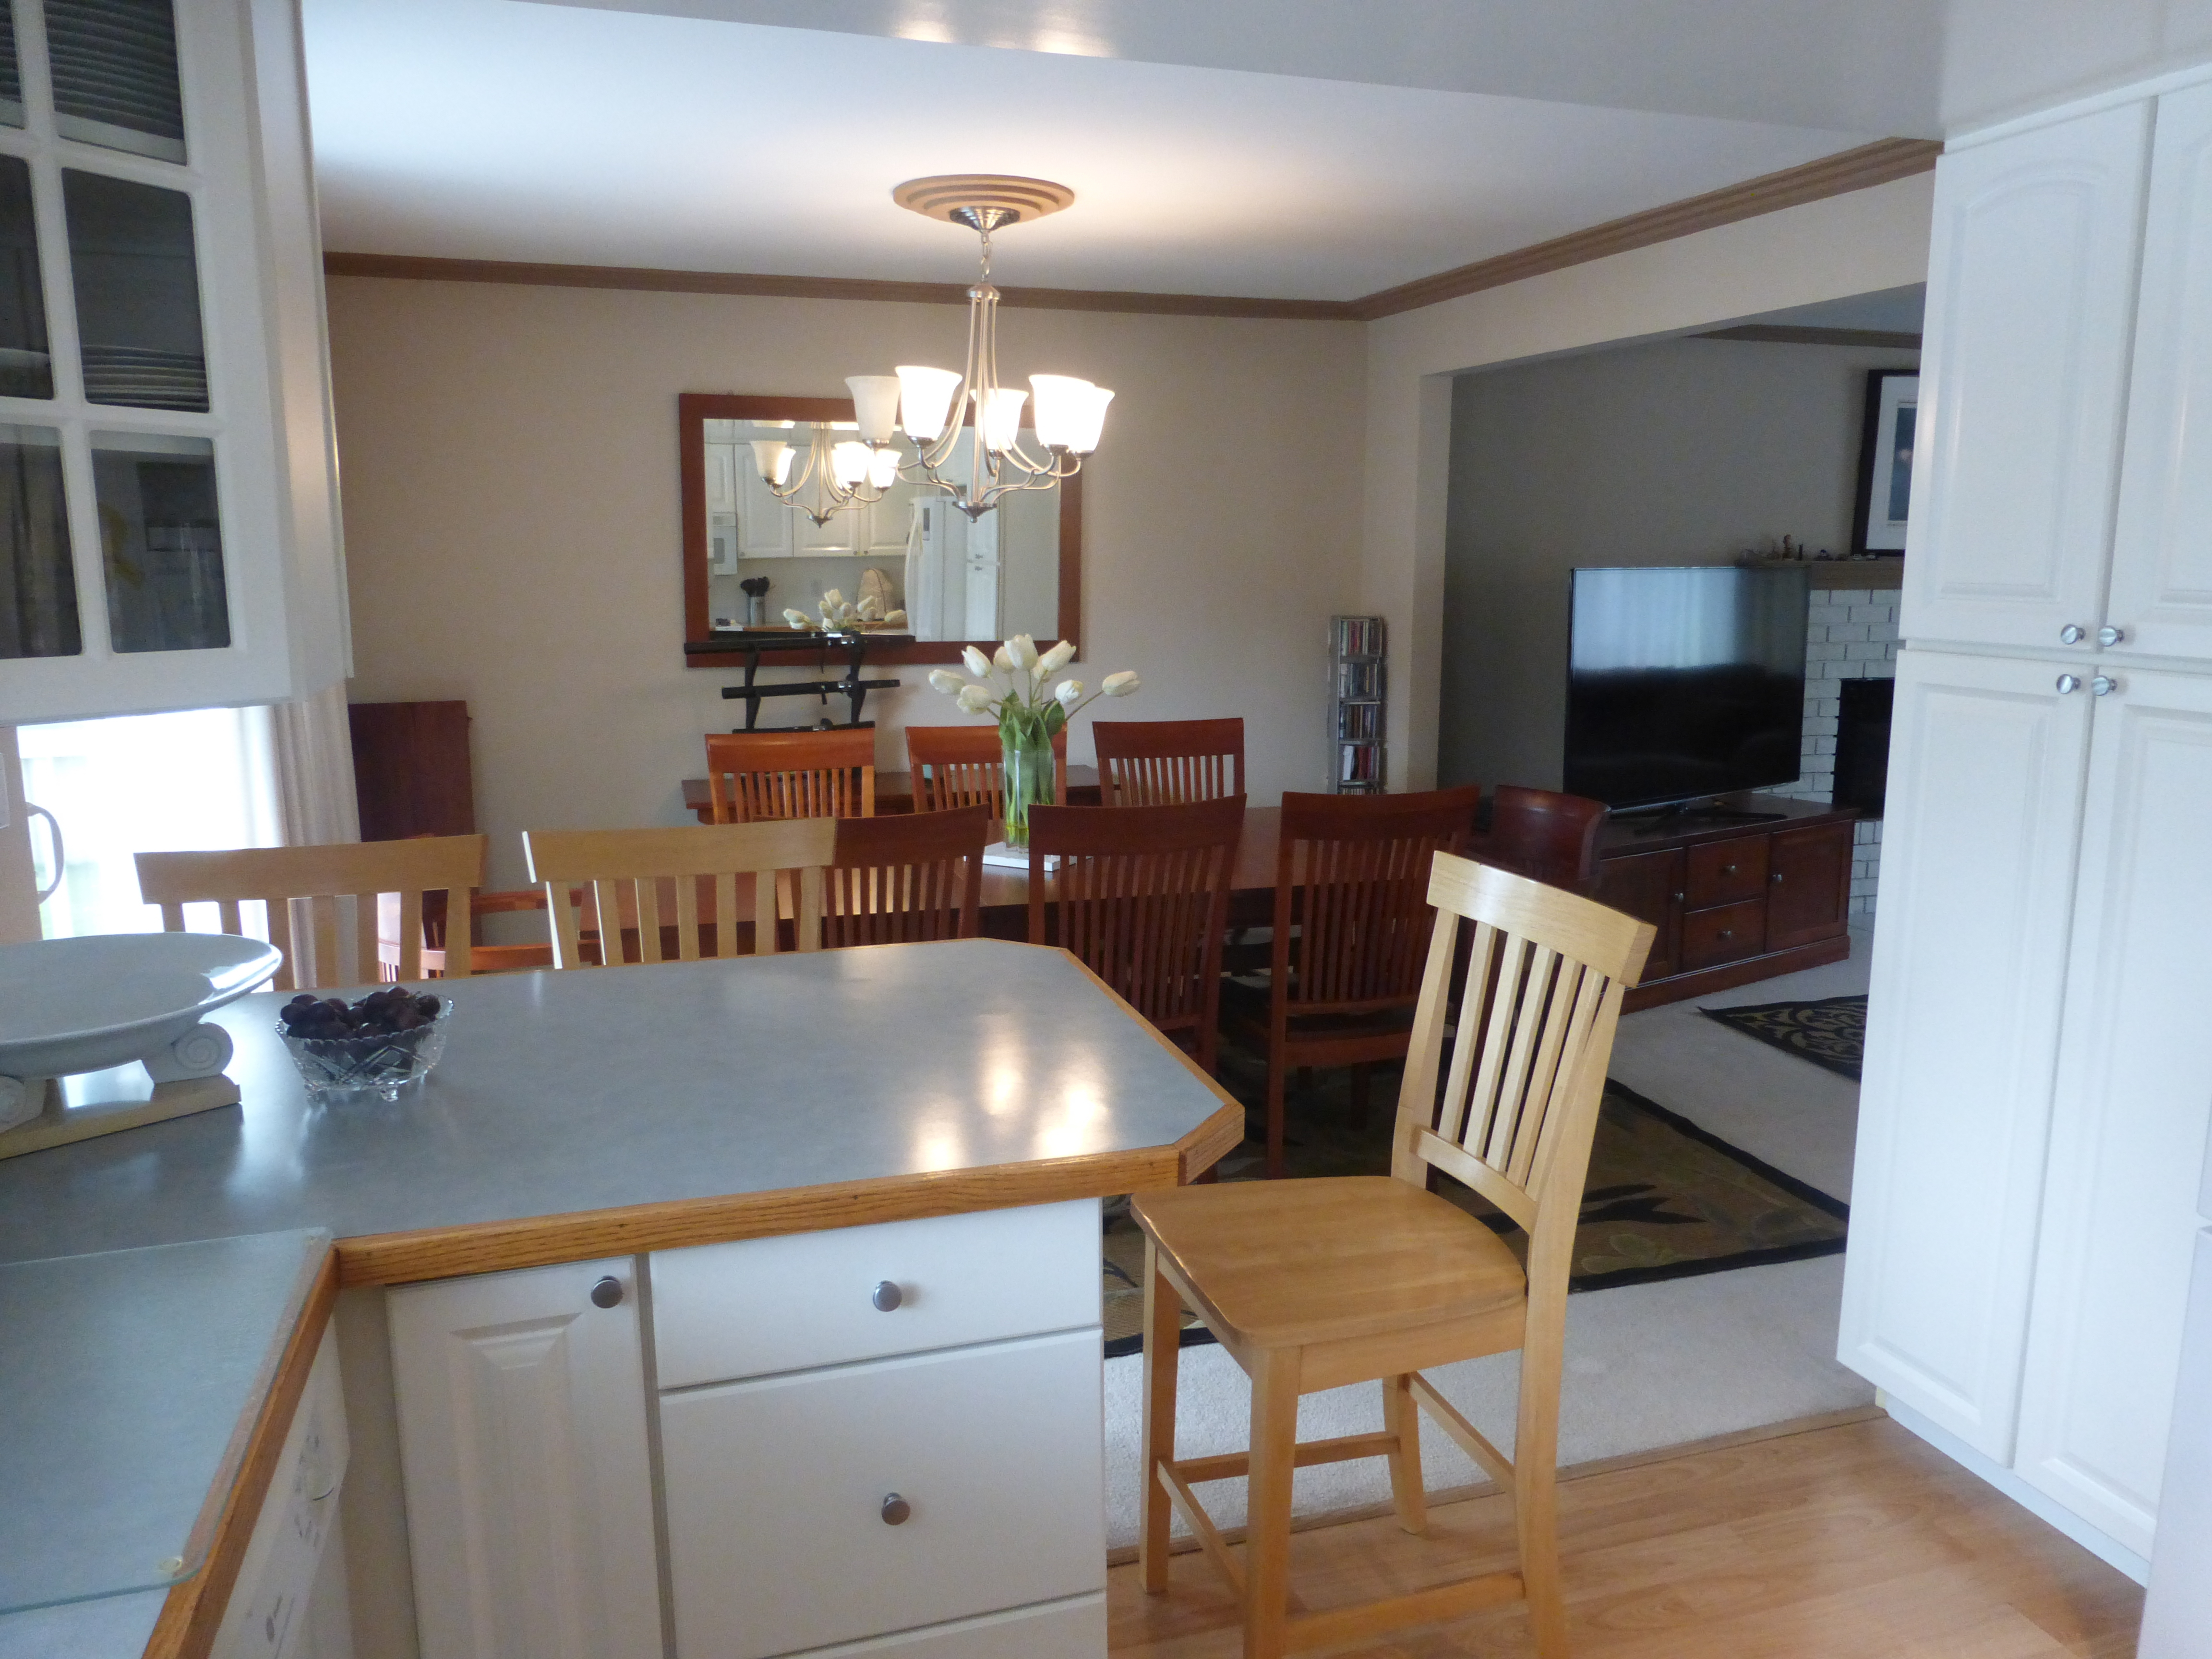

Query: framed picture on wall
left=1851, top=369, right=1918, bottom=554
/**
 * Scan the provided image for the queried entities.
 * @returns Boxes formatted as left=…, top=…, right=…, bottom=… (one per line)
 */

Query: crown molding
left=324, top=137, right=1941, bottom=326
left=1698, top=325, right=1922, bottom=348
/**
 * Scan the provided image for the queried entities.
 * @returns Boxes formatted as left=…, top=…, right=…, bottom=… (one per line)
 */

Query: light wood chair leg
left=1242, top=1346, right=1302, bottom=1659
left=1513, top=1340, right=1570, bottom=1659
left=1139, top=1240, right=1183, bottom=1593
left=1382, top=1371, right=1427, bottom=1535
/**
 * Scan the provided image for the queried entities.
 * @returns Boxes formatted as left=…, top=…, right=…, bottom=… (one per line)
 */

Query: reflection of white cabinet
left=704, top=442, right=737, bottom=512
left=737, top=467, right=795, bottom=558
left=387, top=1256, right=663, bottom=1659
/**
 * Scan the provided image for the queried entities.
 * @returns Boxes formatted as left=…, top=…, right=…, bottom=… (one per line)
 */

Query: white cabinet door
left=738, top=467, right=796, bottom=557
left=2109, top=84, right=2212, bottom=662
left=1839, top=648, right=2093, bottom=1456
left=387, top=1257, right=662, bottom=1659
left=1902, top=104, right=2151, bottom=653
left=2013, top=667, right=2212, bottom=1556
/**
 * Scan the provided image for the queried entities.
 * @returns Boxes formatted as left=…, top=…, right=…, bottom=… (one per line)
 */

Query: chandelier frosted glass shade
left=1029, top=375, right=1114, bottom=455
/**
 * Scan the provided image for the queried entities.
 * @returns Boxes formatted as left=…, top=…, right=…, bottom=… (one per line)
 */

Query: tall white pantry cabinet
left=1841, top=77, right=2212, bottom=1573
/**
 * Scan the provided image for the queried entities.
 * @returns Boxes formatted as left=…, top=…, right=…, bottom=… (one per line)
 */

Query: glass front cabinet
left=0, top=0, right=345, bottom=722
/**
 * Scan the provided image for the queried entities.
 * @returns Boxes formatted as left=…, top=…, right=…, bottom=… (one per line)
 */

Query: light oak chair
left=1092, top=718, right=1243, bottom=806
left=904, top=724, right=1068, bottom=817
left=1026, top=797, right=1245, bottom=1072
left=1133, top=852, right=1654, bottom=1659
left=823, top=805, right=988, bottom=948
left=1223, top=786, right=1479, bottom=1176
left=704, top=729, right=875, bottom=823
left=521, top=821, right=834, bottom=967
left=135, top=835, right=488, bottom=991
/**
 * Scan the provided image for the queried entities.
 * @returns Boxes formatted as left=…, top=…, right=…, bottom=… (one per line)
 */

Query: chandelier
left=748, top=420, right=901, bottom=528
left=842, top=175, right=1114, bottom=521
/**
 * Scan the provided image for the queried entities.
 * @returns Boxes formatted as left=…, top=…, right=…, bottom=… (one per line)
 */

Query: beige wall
left=326, top=279, right=1364, bottom=886
left=1359, top=171, right=1938, bottom=788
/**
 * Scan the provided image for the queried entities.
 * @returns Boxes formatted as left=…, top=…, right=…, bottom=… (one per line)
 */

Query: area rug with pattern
left=1102, top=1057, right=1851, bottom=1357
left=1699, top=993, right=1868, bottom=1081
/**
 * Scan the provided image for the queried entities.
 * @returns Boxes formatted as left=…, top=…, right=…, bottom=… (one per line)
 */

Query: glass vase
left=1001, top=726, right=1055, bottom=848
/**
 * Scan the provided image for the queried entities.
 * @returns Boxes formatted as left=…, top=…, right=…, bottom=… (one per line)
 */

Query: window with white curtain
left=19, top=705, right=279, bottom=938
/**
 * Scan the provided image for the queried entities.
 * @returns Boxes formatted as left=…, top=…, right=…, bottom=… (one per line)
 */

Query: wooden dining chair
left=521, top=821, right=834, bottom=967
left=135, top=835, right=488, bottom=992
left=1026, top=796, right=1245, bottom=1071
left=904, top=725, right=1069, bottom=816
left=1134, top=853, right=1655, bottom=1659
left=822, top=805, right=989, bottom=948
left=1222, top=786, right=1479, bottom=1176
left=1469, top=785, right=1608, bottom=895
left=1092, top=718, right=1243, bottom=806
left=703, top=729, right=876, bottom=823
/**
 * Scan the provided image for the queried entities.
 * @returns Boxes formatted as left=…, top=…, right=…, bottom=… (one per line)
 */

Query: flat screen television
left=1563, top=565, right=1809, bottom=810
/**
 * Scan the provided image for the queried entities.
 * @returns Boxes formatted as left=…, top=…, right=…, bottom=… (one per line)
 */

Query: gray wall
left=1439, top=336, right=1918, bottom=792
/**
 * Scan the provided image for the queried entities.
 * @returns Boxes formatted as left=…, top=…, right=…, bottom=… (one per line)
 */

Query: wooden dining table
left=682, top=767, right=1104, bottom=821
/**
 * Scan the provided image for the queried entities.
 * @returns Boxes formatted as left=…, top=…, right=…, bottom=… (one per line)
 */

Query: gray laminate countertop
left=0, top=1229, right=330, bottom=1651
left=0, top=940, right=1228, bottom=1269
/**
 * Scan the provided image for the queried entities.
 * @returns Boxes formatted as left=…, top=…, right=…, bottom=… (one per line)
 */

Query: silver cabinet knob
left=1771, top=871, right=1784, bottom=883
left=590, top=1276, right=624, bottom=1309
left=2098, top=625, right=2126, bottom=648
left=1717, top=928, right=1733, bottom=940
left=2092, top=674, right=2119, bottom=697
left=871, top=1280, right=903, bottom=1312
left=880, top=1493, right=911, bottom=1525
left=1720, top=863, right=1738, bottom=876
left=2056, top=674, right=2081, bottom=694
left=2060, top=624, right=2087, bottom=645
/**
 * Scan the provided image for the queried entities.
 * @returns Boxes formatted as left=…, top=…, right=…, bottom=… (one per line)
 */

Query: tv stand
left=1595, top=794, right=1858, bottom=1010
left=1621, top=798, right=1790, bottom=837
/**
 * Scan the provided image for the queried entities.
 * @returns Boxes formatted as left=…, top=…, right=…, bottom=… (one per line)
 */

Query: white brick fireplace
left=1769, top=584, right=1899, bottom=917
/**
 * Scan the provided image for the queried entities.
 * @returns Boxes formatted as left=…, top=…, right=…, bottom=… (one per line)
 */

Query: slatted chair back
left=1476, top=784, right=1608, bottom=894
left=703, top=729, right=875, bottom=824
left=1274, top=786, right=1479, bottom=1016
left=1091, top=718, right=1243, bottom=806
left=1392, top=849, right=1655, bottom=1269
left=521, top=821, right=833, bottom=967
left=1026, top=796, right=1245, bottom=1070
left=135, top=836, right=487, bottom=992
left=904, top=725, right=1069, bottom=816
left=823, top=805, right=988, bottom=949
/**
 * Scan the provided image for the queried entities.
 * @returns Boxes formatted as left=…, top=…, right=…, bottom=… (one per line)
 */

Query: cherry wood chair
left=521, top=821, right=833, bottom=967
left=1133, top=853, right=1655, bottom=1659
left=904, top=724, right=1069, bottom=817
left=1092, top=718, right=1243, bottom=806
left=703, top=729, right=875, bottom=823
left=1026, top=796, right=1246, bottom=1072
left=135, top=835, right=488, bottom=991
left=823, top=805, right=989, bottom=948
left=1469, top=785, right=1608, bottom=895
left=1222, top=786, right=1479, bottom=1176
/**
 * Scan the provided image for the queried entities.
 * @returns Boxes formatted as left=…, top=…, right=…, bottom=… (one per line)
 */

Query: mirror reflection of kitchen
left=701, top=419, right=1058, bottom=642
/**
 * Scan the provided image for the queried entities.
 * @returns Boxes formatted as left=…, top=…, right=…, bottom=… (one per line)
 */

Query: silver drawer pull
left=871, top=1280, right=903, bottom=1312
left=590, top=1276, right=624, bottom=1309
left=2092, top=674, right=2119, bottom=697
left=2060, top=623, right=2086, bottom=644
left=2098, top=625, right=2126, bottom=647
left=881, top=1493, right=912, bottom=1526
left=2056, top=674, right=2081, bottom=694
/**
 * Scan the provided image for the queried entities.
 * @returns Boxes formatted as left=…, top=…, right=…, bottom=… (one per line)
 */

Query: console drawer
left=783, top=1594, right=1104, bottom=1656
left=651, top=1199, right=1099, bottom=1387
left=661, top=1330, right=1106, bottom=1659
left=1680, top=897, right=1766, bottom=969
left=1684, top=837, right=1769, bottom=908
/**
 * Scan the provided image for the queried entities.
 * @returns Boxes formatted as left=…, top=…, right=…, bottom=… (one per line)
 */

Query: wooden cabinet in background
left=349, top=701, right=474, bottom=841
left=1592, top=795, right=1855, bottom=1010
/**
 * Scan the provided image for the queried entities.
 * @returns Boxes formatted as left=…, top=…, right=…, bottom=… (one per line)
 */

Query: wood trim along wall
left=324, top=137, right=1941, bottom=326
left=1699, top=325, right=1923, bottom=348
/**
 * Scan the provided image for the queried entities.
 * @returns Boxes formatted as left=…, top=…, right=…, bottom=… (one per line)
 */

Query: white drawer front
left=781, top=1593, right=1103, bottom=1656
left=661, top=1330, right=1106, bottom=1659
left=651, top=1200, right=1100, bottom=1387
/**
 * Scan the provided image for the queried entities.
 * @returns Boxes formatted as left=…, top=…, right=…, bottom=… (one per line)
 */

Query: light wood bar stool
left=135, top=835, right=488, bottom=991
left=522, top=821, right=833, bottom=966
left=1092, top=717, right=1243, bottom=805
left=1132, top=852, right=1654, bottom=1659
left=704, top=729, right=875, bottom=822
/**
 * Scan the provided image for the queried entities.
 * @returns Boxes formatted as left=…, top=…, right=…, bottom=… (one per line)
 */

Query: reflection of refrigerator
left=2140, top=1139, right=2212, bottom=1656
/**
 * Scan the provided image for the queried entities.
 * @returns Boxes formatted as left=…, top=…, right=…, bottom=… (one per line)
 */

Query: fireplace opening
left=1835, top=677, right=1895, bottom=817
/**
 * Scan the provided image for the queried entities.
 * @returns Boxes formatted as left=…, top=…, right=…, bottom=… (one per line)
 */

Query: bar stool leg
left=1139, top=1241, right=1182, bottom=1593
left=1242, top=1346, right=1302, bottom=1659
left=1515, top=1335, right=1571, bottom=1659
left=1382, top=1372, right=1428, bottom=1534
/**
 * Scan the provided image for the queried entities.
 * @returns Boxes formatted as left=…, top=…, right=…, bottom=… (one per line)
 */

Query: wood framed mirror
left=679, top=392, right=1082, bottom=668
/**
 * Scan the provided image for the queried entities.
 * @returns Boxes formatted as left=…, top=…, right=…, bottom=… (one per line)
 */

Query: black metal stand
left=691, top=631, right=903, bottom=732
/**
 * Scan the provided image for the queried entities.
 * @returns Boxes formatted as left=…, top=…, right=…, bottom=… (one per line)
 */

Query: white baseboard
left=1883, top=1396, right=2150, bottom=1584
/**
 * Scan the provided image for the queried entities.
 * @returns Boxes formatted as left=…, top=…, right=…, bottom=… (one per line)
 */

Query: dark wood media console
left=1594, top=794, right=1858, bottom=1011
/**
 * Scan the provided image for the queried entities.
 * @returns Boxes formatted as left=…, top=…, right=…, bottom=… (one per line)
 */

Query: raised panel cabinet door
left=1838, top=648, right=2093, bottom=1457
left=2109, top=83, right=2212, bottom=662
left=737, top=466, right=796, bottom=557
left=1766, top=821, right=1853, bottom=950
left=386, top=1257, right=662, bottom=1659
left=2013, top=667, right=2212, bottom=1557
left=1902, top=102, right=2152, bottom=652
left=1592, top=847, right=1682, bottom=982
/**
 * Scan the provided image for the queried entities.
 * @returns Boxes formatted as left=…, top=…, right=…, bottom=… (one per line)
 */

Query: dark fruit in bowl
left=280, top=986, right=443, bottom=1037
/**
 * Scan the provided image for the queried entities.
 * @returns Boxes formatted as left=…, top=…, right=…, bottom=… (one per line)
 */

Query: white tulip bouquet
left=926, top=635, right=1140, bottom=845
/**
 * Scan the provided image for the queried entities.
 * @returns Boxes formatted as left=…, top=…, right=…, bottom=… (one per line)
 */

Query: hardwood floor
left=1106, top=1416, right=2143, bottom=1657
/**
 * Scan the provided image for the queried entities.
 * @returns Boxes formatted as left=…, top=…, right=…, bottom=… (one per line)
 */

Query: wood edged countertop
left=0, top=940, right=1241, bottom=1288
